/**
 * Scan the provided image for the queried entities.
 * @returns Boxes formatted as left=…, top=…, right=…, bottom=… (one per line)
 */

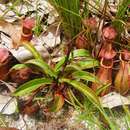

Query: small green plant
left=12, top=42, right=101, bottom=112
left=10, top=43, right=124, bottom=130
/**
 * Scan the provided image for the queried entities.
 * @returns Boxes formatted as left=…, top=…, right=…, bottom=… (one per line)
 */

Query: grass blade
left=26, top=59, right=57, bottom=78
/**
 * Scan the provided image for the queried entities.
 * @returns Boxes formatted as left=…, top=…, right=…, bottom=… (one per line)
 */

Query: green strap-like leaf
left=72, top=71, right=100, bottom=83
left=54, top=56, right=66, bottom=72
left=65, top=63, right=82, bottom=72
left=10, top=64, right=28, bottom=71
left=66, top=58, right=99, bottom=71
left=13, top=78, right=53, bottom=96
left=76, top=59, right=99, bottom=69
left=23, top=43, right=57, bottom=78
left=67, top=88, right=83, bottom=108
left=60, top=78, right=101, bottom=107
left=26, top=59, right=57, bottom=78
left=96, top=83, right=111, bottom=96
left=23, top=42, right=43, bottom=60
left=54, top=49, right=90, bottom=73
left=69, top=49, right=90, bottom=59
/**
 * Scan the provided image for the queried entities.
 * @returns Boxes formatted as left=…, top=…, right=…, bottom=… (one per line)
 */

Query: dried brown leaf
left=0, top=19, right=22, bottom=49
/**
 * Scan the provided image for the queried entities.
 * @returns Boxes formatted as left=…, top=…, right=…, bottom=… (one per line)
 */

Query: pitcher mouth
left=21, top=31, right=33, bottom=41
left=22, top=27, right=32, bottom=35
left=100, top=58, right=113, bottom=69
